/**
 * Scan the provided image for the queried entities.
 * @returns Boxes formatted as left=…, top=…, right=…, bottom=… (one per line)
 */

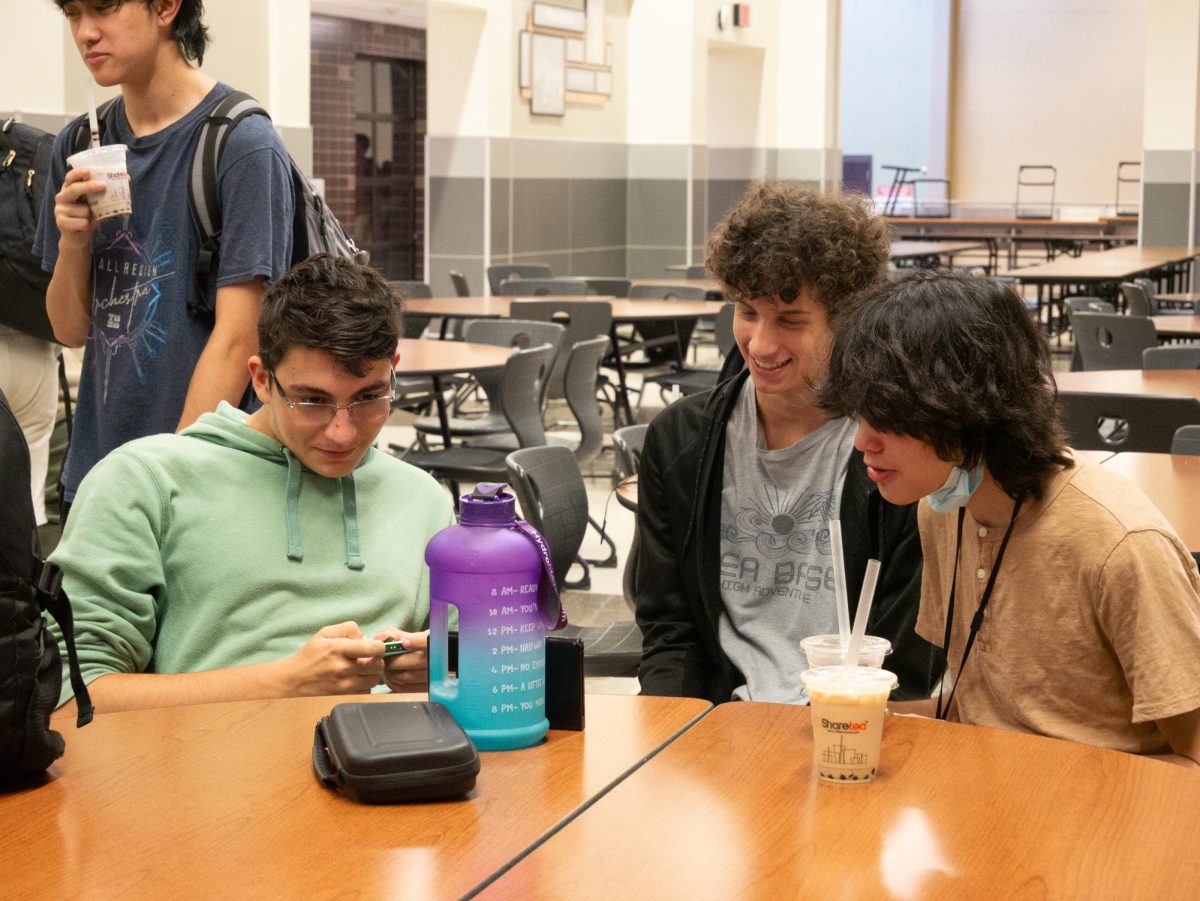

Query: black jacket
left=634, top=369, right=943, bottom=704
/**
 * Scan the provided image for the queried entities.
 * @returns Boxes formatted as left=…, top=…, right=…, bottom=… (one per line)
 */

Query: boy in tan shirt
left=818, top=269, right=1200, bottom=767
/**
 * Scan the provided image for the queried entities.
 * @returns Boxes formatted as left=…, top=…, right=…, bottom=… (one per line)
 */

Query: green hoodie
left=50, top=403, right=454, bottom=703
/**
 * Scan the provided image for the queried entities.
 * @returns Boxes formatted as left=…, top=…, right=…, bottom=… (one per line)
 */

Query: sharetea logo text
left=821, top=717, right=868, bottom=732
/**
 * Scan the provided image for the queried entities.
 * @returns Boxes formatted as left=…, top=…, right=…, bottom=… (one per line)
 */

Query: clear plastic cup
left=800, top=666, right=898, bottom=784
left=800, top=633, right=892, bottom=668
left=66, top=143, right=132, bottom=220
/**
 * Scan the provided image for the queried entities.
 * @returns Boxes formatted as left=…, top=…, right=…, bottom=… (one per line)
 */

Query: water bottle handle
left=512, top=520, right=567, bottom=630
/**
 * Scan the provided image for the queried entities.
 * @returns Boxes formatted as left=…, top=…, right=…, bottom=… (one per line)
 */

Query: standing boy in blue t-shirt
left=34, top=0, right=293, bottom=516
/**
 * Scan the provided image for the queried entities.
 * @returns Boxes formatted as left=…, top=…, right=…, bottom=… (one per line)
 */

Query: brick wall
left=310, top=15, right=426, bottom=277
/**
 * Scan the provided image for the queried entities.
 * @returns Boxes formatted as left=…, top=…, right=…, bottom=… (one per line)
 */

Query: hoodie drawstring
left=281, top=447, right=364, bottom=570
left=284, top=448, right=304, bottom=561
left=340, top=475, right=365, bottom=571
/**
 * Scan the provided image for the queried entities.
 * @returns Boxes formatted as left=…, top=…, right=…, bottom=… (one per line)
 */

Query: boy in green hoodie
left=51, top=254, right=454, bottom=714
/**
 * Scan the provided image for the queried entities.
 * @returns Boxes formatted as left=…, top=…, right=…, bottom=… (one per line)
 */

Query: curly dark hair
left=258, top=254, right=403, bottom=378
left=56, top=1, right=211, bottom=66
left=706, top=181, right=890, bottom=321
left=817, top=269, right=1072, bottom=501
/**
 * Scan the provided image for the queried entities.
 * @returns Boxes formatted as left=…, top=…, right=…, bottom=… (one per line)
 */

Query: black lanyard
left=936, top=497, right=1024, bottom=721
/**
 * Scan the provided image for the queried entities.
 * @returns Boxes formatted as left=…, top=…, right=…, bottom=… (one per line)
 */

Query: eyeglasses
left=269, top=371, right=396, bottom=426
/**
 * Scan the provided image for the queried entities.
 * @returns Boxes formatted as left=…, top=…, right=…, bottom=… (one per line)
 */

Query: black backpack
left=0, top=388, right=92, bottom=781
left=0, top=119, right=56, bottom=342
left=71, top=90, right=366, bottom=322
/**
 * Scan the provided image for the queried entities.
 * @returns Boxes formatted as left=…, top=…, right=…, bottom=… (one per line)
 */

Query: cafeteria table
left=1151, top=313, right=1200, bottom=340
left=404, top=295, right=726, bottom=424
left=484, top=702, right=1200, bottom=898
left=1103, top=451, right=1200, bottom=555
left=5, top=693, right=709, bottom=899
left=1054, top=368, right=1200, bottom=400
left=394, top=337, right=515, bottom=447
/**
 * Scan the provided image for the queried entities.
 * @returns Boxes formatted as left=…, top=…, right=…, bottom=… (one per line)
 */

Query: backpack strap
left=188, top=90, right=271, bottom=319
left=35, top=561, right=94, bottom=728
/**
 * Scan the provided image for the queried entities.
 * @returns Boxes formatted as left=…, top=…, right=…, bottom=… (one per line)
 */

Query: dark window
left=354, top=56, right=420, bottom=279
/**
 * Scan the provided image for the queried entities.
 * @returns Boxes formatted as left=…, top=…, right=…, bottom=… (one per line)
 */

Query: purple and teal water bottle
left=425, top=483, right=563, bottom=751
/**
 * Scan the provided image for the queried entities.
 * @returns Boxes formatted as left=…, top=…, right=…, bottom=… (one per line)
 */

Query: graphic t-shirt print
left=90, top=217, right=175, bottom=402
left=721, top=486, right=836, bottom=601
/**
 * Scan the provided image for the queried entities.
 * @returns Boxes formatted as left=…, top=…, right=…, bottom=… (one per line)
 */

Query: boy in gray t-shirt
left=635, top=183, right=942, bottom=705
left=719, top=382, right=857, bottom=702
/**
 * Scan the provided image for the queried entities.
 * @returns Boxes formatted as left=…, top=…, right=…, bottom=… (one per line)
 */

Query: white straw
left=828, top=520, right=851, bottom=648
left=86, top=82, right=100, bottom=150
left=842, top=558, right=881, bottom=675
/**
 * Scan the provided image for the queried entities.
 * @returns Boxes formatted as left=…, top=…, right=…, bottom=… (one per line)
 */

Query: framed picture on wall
left=531, top=32, right=566, bottom=116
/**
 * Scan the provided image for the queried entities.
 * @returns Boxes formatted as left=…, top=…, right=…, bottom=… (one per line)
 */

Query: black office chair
left=1068, top=311, right=1158, bottom=371
left=505, top=444, right=643, bottom=676
left=1059, top=392, right=1200, bottom=453
left=399, top=343, right=555, bottom=507
left=619, top=283, right=710, bottom=369
left=1173, top=425, right=1200, bottom=455
left=486, top=263, right=552, bottom=294
left=1142, top=346, right=1200, bottom=370
left=498, top=278, right=589, bottom=297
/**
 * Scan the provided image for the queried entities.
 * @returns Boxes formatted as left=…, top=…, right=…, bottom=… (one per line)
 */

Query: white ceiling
left=310, top=0, right=428, bottom=30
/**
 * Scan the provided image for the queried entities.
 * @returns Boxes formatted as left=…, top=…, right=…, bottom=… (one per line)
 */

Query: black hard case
left=313, top=701, right=480, bottom=803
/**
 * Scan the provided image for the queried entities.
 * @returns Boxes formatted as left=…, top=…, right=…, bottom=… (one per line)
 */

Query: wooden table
left=394, top=337, right=515, bottom=446
left=888, top=216, right=1137, bottom=270
left=1148, top=291, right=1199, bottom=309
left=485, top=702, right=1200, bottom=898
left=1002, top=247, right=1197, bottom=335
left=4, top=693, right=710, bottom=899
left=1055, top=368, right=1200, bottom=400
left=406, top=296, right=727, bottom=424
left=1151, top=314, right=1200, bottom=340
left=1102, top=452, right=1200, bottom=554
left=889, top=240, right=985, bottom=267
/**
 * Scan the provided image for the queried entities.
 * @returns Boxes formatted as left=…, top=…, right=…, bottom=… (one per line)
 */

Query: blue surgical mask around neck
left=927, top=463, right=985, bottom=513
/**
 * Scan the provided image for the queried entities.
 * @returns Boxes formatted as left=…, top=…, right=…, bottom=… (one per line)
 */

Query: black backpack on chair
left=0, top=388, right=92, bottom=781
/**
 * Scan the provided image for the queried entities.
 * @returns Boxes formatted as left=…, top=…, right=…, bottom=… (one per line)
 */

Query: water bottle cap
left=459, top=482, right=517, bottom=525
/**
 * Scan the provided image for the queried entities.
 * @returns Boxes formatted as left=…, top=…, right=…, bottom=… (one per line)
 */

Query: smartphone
left=382, top=640, right=414, bottom=658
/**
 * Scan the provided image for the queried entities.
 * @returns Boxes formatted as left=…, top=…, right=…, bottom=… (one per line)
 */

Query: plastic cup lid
left=800, top=665, right=898, bottom=694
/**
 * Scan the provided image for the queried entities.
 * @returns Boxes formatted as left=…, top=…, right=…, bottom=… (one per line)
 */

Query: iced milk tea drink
left=801, top=666, right=898, bottom=783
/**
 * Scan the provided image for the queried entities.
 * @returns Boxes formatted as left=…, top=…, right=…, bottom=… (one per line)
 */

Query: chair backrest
left=627, top=283, right=709, bottom=301
left=612, top=423, right=648, bottom=480
left=464, top=319, right=566, bottom=410
left=685, top=265, right=707, bottom=279
left=1134, top=277, right=1159, bottom=312
left=487, top=263, right=552, bottom=294
left=504, top=445, right=588, bottom=587
left=1059, top=392, right=1200, bottom=452
left=561, top=335, right=611, bottom=464
left=499, top=343, right=555, bottom=447
left=1119, top=281, right=1153, bottom=317
left=390, top=280, right=433, bottom=300
left=508, top=300, right=614, bottom=399
left=1067, top=311, right=1158, bottom=371
left=1065, top=296, right=1115, bottom=315
left=449, top=270, right=471, bottom=297
left=1173, top=424, right=1200, bottom=454
left=390, top=281, right=434, bottom=338
left=1143, top=345, right=1200, bottom=370
left=498, top=278, right=588, bottom=297
left=577, top=277, right=631, bottom=297
left=714, top=302, right=736, bottom=357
